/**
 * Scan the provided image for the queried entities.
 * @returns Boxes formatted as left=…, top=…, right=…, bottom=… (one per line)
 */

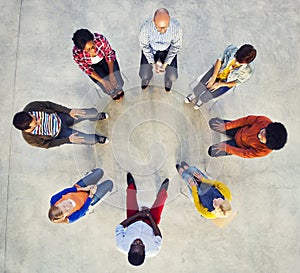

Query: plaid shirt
left=72, top=33, right=116, bottom=75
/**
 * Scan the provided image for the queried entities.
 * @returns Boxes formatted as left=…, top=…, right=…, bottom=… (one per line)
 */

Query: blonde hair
left=48, top=206, right=68, bottom=224
left=215, top=200, right=232, bottom=218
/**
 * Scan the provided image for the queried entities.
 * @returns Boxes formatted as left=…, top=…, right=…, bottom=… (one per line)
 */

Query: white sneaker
left=185, top=94, right=196, bottom=103
left=193, top=100, right=203, bottom=110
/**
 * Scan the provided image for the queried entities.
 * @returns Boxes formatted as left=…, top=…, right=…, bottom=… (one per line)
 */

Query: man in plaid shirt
left=72, top=29, right=124, bottom=101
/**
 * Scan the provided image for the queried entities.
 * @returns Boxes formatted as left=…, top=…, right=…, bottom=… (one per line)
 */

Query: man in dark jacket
left=13, top=101, right=109, bottom=149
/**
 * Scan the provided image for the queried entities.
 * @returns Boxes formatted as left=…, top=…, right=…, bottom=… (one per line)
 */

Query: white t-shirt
left=115, top=221, right=162, bottom=257
left=91, top=55, right=103, bottom=64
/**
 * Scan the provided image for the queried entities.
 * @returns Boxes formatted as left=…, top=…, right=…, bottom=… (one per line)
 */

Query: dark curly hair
left=13, top=111, right=33, bottom=130
left=265, top=122, right=287, bottom=150
left=72, top=29, right=94, bottom=50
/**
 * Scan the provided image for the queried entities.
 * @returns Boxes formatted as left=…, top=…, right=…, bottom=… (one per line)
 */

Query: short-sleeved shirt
left=115, top=221, right=162, bottom=257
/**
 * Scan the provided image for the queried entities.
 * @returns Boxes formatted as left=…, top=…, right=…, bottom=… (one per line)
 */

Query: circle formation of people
left=12, top=8, right=288, bottom=267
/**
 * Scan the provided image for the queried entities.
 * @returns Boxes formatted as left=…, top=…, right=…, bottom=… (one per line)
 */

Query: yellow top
left=191, top=177, right=231, bottom=219
left=217, top=59, right=240, bottom=81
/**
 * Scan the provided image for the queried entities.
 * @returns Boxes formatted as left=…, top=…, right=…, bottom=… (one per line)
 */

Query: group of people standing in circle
left=12, top=8, right=288, bottom=267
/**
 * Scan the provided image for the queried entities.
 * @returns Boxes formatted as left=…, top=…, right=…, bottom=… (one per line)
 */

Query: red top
left=72, top=33, right=116, bottom=75
left=225, top=115, right=272, bottom=158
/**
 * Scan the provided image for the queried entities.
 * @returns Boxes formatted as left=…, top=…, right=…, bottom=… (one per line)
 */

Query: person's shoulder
left=170, top=17, right=180, bottom=27
left=94, top=32, right=105, bottom=39
left=72, top=45, right=82, bottom=55
left=224, top=44, right=238, bottom=52
left=23, top=101, right=39, bottom=111
left=257, top=116, right=272, bottom=123
left=140, top=18, right=152, bottom=27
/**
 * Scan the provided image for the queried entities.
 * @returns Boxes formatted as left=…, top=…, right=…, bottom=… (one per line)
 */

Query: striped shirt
left=139, top=18, right=182, bottom=65
left=30, top=111, right=61, bottom=137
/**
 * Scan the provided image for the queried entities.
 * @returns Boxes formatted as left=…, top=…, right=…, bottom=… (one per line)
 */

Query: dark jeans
left=139, top=50, right=178, bottom=84
left=208, top=117, right=240, bottom=157
left=57, top=108, right=103, bottom=145
left=89, top=59, right=124, bottom=98
left=193, top=67, right=230, bottom=103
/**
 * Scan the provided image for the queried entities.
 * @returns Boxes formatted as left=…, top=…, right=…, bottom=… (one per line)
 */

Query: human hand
left=205, top=77, right=215, bottom=89
left=193, top=171, right=203, bottom=182
left=209, top=82, right=223, bottom=91
left=154, top=62, right=166, bottom=73
left=89, top=185, right=97, bottom=197
left=69, top=109, right=86, bottom=120
left=212, top=142, right=227, bottom=154
left=77, top=186, right=92, bottom=192
left=212, top=120, right=226, bottom=132
left=101, top=79, right=115, bottom=92
left=139, top=207, right=150, bottom=217
left=108, top=74, right=117, bottom=89
left=68, top=132, right=85, bottom=144
left=188, top=177, right=197, bottom=187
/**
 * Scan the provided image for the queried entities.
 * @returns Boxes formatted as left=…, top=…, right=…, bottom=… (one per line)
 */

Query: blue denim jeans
left=181, top=166, right=210, bottom=195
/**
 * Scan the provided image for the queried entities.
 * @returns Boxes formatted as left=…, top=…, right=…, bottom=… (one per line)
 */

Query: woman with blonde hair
left=176, top=162, right=232, bottom=219
left=49, top=168, right=113, bottom=224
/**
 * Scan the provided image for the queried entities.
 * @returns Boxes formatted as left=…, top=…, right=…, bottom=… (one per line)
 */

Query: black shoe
left=98, top=136, right=109, bottom=144
left=158, top=178, right=169, bottom=195
left=112, top=90, right=125, bottom=101
left=98, top=112, right=109, bottom=120
left=175, top=164, right=181, bottom=173
left=165, top=81, right=172, bottom=92
left=127, top=172, right=136, bottom=189
left=89, top=112, right=109, bottom=121
left=141, top=80, right=150, bottom=89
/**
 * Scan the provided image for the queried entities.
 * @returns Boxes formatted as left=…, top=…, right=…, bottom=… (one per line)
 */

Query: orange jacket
left=224, top=115, right=272, bottom=158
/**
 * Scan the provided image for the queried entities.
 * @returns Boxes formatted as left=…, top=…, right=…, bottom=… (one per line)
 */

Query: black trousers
left=89, top=59, right=124, bottom=98
left=139, top=50, right=178, bottom=83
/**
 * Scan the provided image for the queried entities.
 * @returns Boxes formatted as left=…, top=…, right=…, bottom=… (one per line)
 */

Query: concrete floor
left=1, top=0, right=300, bottom=272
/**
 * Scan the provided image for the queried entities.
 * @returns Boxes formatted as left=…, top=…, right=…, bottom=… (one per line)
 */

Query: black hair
left=235, top=44, right=257, bottom=63
left=128, top=251, right=145, bottom=266
left=72, top=29, right=94, bottom=50
left=265, top=122, right=287, bottom=150
left=13, top=111, right=33, bottom=130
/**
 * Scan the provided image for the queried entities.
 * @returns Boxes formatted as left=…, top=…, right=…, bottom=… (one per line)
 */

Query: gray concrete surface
left=1, top=0, right=300, bottom=272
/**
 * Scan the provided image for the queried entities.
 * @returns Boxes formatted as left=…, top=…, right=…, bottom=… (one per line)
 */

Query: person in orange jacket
left=208, top=116, right=287, bottom=158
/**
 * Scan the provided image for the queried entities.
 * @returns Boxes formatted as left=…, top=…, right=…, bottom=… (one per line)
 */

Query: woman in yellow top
left=176, top=161, right=232, bottom=219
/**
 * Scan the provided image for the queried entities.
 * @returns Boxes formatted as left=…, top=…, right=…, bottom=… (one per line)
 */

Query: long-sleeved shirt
left=115, top=221, right=162, bottom=257
left=22, top=101, right=72, bottom=149
left=50, top=186, right=92, bottom=223
left=191, top=178, right=231, bottom=219
left=217, top=44, right=254, bottom=85
left=225, top=115, right=272, bottom=158
left=73, top=33, right=116, bottom=75
left=139, top=18, right=182, bottom=65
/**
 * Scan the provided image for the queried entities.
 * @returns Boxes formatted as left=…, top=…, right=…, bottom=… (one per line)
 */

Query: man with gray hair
left=138, top=8, right=182, bottom=92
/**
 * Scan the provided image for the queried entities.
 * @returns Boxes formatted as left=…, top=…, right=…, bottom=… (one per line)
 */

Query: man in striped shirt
left=13, top=101, right=109, bottom=149
left=139, top=8, right=182, bottom=92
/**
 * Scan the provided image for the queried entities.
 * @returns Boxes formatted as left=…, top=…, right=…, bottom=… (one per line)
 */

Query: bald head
left=153, top=8, right=170, bottom=33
